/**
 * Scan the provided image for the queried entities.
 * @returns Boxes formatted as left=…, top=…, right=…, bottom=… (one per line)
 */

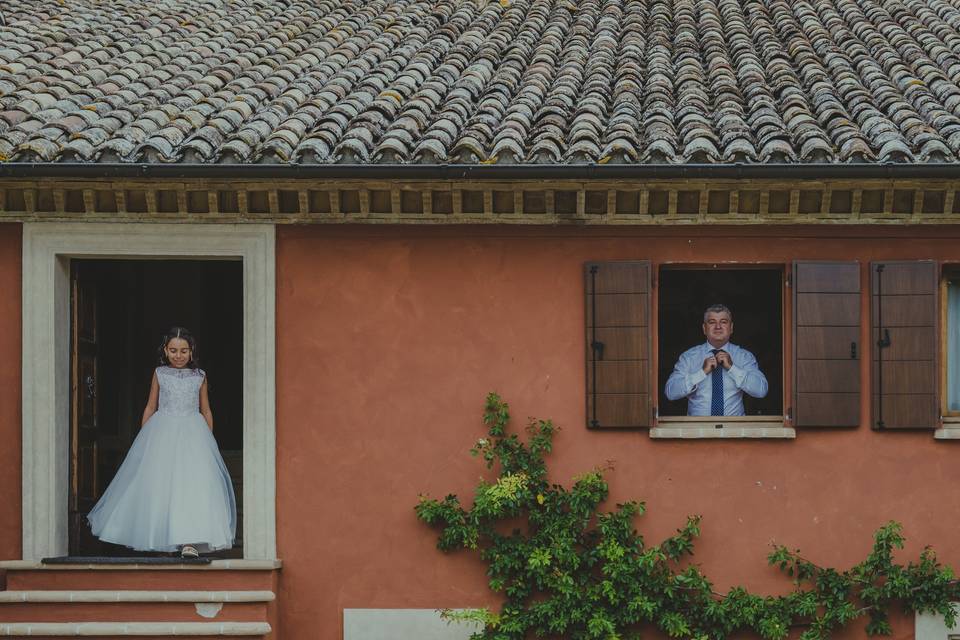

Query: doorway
left=69, top=259, right=243, bottom=557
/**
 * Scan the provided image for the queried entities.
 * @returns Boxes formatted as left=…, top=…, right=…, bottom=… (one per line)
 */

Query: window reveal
left=946, top=276, right=960, bottom=414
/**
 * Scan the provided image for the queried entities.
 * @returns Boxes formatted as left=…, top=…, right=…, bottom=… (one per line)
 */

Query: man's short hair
left=703, top=304, right=733, bottom=322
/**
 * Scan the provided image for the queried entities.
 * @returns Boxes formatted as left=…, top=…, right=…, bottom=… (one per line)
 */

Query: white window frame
left=21, top=222, right=276, bottom=560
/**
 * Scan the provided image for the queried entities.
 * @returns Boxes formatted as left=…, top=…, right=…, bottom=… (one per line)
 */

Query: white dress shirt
left=664, top=342, right=769, bottom=416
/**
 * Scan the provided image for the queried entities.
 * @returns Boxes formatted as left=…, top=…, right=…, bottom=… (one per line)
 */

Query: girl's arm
left=200, top=377, right=214, bottom=431
left=140, top=371, right=159, bottom=427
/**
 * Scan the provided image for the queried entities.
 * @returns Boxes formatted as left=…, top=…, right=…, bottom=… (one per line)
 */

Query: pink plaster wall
left=276, top=224, right=960, bottom=639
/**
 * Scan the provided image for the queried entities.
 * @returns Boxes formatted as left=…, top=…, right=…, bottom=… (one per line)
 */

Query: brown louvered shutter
left=872, top=261, right=939, bottom=429
left=793, top=262, right=861, bottom=427
left=584, top=261, right=651, bottom=428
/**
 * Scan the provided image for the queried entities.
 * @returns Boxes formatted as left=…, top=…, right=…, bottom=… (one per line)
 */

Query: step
left=0, top=561, right=279, bottom=592
left=0, top=591, right=275, bottom=603
left=0, top=621, right=271, bottom=636
left=0, top=563, right=279, bottom=638
left=0, top=590, right=273, bottom=623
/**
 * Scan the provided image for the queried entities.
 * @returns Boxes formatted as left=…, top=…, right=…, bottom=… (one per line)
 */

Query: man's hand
left=702, top=354, right=718, bottom=373
left=715, top=350, right=732, bottom=370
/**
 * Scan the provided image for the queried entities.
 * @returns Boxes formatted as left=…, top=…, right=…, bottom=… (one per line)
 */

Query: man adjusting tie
left=664, top=304, right=768, bottom=416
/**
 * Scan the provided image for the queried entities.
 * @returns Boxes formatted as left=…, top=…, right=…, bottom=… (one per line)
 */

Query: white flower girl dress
left=87, top=366, right=237, bottom=552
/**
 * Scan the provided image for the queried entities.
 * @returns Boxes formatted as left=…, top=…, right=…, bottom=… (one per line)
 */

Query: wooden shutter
left=872, top=261, right=938, bottom=429
left=585, top=261, right=651, bottom=428
left=793, top=262, right=861, bottom=427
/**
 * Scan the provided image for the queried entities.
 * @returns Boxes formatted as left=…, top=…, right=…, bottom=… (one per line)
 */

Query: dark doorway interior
left=69, top=259, right=243, bottom=557
left=658, top=267, right=783, bottom=417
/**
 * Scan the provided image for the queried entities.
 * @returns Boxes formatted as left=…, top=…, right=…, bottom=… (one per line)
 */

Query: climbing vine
left=415, top=393, right=960, bottom=640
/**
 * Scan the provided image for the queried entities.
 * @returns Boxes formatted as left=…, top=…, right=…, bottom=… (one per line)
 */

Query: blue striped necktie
left=710, top=349, right=724, bottom=416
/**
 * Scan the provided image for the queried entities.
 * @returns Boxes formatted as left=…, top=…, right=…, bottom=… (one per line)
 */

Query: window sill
left=650, top=416, right=794, bottom=439
left=0, top=559, right=282, bottom=570
left=935, top=418, right=960, bottom=440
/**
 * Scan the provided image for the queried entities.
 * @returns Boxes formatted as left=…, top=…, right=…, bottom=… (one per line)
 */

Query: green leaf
left=417, top=394, right=960, bottom=640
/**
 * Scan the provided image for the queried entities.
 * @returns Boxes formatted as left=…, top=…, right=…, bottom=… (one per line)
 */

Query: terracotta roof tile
left=3, top=0, right=960, bottom=164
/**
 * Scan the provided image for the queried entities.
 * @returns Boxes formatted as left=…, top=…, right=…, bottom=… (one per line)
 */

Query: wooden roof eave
left=2, top=163, right=960, bottom=224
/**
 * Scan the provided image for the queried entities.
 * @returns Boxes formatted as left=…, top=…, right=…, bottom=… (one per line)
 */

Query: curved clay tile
left=876, top=137, right=915, bottom=161
left=5, top=0, right=960, bottom=164
left=721, top=137, right=758, bottom=162
left=758, top=138, right=797, bottom=162
left=684, top=137, right=721, bottom=163
left=58, top=138, right=97, bottom=161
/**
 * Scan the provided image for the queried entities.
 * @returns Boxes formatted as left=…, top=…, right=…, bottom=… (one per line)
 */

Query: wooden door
left=69, top=262, right=101, bottom=554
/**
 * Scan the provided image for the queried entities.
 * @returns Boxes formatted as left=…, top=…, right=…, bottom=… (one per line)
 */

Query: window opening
left=945, top=271, right=960, bottom=415
left=658, top=267, right=783, bottom=417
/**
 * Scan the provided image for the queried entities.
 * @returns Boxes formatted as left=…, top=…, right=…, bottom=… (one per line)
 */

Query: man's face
left=702, top=311, right=733, bottom=347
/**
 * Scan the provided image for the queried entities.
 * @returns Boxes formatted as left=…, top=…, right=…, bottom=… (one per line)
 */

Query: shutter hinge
left=653, top=406, right=659, bottom=419
left=786, top=407, right=792, bottom=421
left=588, top=419, right=600, bottom=429
left=589, top=264, right=599, bottom=275
left=785, top=273, right=792, bottom=287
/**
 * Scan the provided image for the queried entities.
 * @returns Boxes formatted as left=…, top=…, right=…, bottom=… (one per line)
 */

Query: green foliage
left=415, top=393, right=960, bottom=640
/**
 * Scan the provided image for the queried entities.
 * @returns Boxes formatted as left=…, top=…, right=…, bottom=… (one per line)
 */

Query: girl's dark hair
left=157, top=326, right=200, bottom=369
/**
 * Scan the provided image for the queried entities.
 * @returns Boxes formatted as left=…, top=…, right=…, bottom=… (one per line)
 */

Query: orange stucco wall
left=277, top=224, right=960, bottom=639
left=0, top=224, right=21, bottom=562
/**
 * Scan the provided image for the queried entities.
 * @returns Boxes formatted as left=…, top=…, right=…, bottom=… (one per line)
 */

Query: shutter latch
left=877, top=329, right=891, bottom=349
left=591, top=340, right=605, bottom=360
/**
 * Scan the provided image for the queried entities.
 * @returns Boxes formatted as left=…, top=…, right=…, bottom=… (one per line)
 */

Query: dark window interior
left=658, top=267, right=783, bottom=416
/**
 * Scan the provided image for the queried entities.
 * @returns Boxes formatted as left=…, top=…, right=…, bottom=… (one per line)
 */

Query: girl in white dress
left=87, top=327, right=237, bottom=557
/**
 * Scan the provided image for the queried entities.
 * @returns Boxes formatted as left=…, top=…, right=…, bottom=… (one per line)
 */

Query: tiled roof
left=2, top=0, right=960, bottom=165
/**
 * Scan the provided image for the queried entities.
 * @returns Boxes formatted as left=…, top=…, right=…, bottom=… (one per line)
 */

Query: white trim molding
left=21, top=223, right=276, bottom=560
left=343, top=610, right=482, bottom=640
left=916, top=605, right=960, bottom=638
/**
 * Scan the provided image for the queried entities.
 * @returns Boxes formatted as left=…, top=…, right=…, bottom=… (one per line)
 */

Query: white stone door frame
left=22, top=222, right=276, bottom=560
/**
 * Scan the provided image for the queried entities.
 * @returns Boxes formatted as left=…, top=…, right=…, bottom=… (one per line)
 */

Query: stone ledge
left=651, top=416, right=795, bottom=439
left=934, top=426, right=960, bottom=440
left=0, top=559, right=281, bottom=571
left=0, top=590, right=275, bottom=603
left=650, top=426, right=796, bottom=439
left=0, top=621, right=271, bottom=636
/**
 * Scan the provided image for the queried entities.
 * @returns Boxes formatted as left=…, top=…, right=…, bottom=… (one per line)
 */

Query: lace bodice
left=156, top=366, right=205, bottom=416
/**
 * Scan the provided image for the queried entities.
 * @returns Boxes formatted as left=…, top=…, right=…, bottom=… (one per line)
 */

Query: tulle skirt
left=87, top=411, right=237, bottom=552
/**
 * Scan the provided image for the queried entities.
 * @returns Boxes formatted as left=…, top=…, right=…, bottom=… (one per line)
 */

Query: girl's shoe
left=180, top=545, right=199, bottom=558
